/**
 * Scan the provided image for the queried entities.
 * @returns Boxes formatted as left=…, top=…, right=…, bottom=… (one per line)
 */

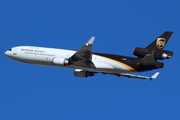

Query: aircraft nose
left=5, top=51, right=10, bottom=57
left=5, top=49, right=12, bottom=59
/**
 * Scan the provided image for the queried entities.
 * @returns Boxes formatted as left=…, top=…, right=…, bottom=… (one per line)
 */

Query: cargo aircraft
left=5, top=31, right=173, bottom=80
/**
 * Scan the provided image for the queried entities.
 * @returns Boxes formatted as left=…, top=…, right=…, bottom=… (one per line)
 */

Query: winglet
left=150, top=72, right=160, bottom=81
left=86, top=37, right=95, bottom=45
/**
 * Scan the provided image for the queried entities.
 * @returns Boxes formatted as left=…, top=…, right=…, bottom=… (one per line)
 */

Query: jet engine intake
left=74, top=69, right=95, bottom=78
left=53, top=57, right=70, bottom=66
left=133, top=47, right=173, bottom=60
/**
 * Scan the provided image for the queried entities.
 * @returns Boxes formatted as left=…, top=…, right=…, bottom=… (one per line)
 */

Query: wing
left=102, top=72, right=160, bottom=80
left=69, top=37, right=96, bottom=68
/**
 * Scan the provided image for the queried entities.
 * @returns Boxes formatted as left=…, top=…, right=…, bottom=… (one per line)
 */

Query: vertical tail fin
left=146, top=31, right=173, bottom=50
left=133, top=31, right=174, bottom=60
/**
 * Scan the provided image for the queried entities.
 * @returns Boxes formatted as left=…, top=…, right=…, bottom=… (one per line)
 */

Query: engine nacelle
left=53, top=57, right=70, bottom=66
left=133, top=47, right=173, bottom=60
left=74, top=69, right=94, bottom=78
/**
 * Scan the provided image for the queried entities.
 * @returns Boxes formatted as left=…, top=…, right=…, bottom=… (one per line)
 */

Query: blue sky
left=1, top=0, right=180, bottom=119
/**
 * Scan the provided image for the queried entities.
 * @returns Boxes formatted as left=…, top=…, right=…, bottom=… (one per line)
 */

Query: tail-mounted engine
left=133, top=47, right=173, bottom=60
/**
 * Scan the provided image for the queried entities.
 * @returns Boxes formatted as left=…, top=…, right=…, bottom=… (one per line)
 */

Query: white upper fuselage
left=5, top=46, right=136, bottom=73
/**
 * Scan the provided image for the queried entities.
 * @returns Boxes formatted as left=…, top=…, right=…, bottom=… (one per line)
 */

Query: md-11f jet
left=5, top=31, right=173, bottom=80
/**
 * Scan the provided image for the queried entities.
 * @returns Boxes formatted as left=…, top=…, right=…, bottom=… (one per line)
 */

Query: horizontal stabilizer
left=140, top=54, right=156, bottom=66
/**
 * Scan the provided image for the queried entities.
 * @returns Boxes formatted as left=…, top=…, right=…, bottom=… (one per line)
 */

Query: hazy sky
left=1, top=0, right=180, bottom=120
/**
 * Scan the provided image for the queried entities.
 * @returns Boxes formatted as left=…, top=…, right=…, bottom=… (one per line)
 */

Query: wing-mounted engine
left=74, top=69, right=95, bottom=78
left=52, top=57, right=71, bottom=66
left=53, top=37, right=96, bottom=68
left=133, top=47, right=173, bottom=60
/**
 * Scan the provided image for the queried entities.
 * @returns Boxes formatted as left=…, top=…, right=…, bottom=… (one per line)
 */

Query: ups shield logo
left=156, top=38, right=166, bottom=49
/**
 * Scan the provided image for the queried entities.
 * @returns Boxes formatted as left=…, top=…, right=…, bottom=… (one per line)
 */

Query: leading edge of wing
left=103, top=72, right=160, bottom=80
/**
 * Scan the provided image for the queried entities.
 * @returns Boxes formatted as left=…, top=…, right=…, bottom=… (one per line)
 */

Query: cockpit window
left=9, top=49, right=12, bottom=51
